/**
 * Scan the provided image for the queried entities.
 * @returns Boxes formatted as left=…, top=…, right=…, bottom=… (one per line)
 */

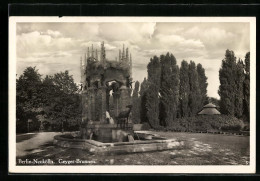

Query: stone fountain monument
left=80, top=42, right=134, bottom=143
left=53, top=42, right=185, bottom=155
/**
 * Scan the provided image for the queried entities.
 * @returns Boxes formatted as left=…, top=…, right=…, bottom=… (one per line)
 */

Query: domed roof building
left=198, top=103, right=221, bottom=115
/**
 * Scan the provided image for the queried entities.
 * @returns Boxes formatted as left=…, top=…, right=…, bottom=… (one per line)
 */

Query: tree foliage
left=218, top=50, right=249, bottom=121
left=135, top=54, right=208, bottom=128
left=160, top=53, right=180, bottom=126
left=188, top=61, right=201, bottom=116
left=218, top=50, right=237, bottom=115
left=243, top=52, right=250, bottom=122
left=234, top=59, right=245, bottom=118
left=16, top=67, right=43, bottom=132
left=179, top=60, right=190, bottom=118
left=139, top=78, right=149, bottom=124
left=146, top=56, right=161, bottom=128
left=43, top=71, right=80, bottom=131
left=16, top=67, right=80, bottom=133
left=131, top=81, right=140, bottom=124
left=197, top=63, right=208, bottom=109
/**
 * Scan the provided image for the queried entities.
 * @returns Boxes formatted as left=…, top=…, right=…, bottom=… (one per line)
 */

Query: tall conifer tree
left=160, top=53, right=180, bottom=126
left=197, top=63, right=208, bottom=109
left=188, top=61, right=201, bottom=116
left=179, top=60, right=190, bottom=117
left=132, top=81, right=140, bottom=124
left=234, top=59, right=245, bottom=118
left=140, top=78, right=149, bottom=123
left=146, top=56, right=161, bottom=127
left=218, top=49, right=237, bottom=115
left=243, top=52, right=250, bottom=121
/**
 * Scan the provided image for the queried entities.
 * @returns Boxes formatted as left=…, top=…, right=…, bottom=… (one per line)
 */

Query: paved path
left=16, top=132, right=61, bottom=157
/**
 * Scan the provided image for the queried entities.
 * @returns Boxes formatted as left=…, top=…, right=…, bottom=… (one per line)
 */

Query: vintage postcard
left=9, top=16, right=256, bottom=173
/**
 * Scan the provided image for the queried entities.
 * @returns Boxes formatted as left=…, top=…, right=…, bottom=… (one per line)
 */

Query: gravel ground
left=16, top=131, right=249, bottom=165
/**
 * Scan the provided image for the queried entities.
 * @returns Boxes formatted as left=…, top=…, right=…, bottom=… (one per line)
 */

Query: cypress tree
left=146, top=56, right=161, bottom=128
left=197, top=63, right=208, bottom=110
left=243, top=52, right=250, bottom=122
left=218, top=49, right=237, bottom=115
left=188, top=61, right=201, bottom=116
left=179, top=60, right=190, bottom=117
left=140, top=78, right=149, bottom=123
left=160, top=53, right=180, bottom=126
left=234, top=59, right=245, bottom=118
left=132, top=81, right=140, bottom=124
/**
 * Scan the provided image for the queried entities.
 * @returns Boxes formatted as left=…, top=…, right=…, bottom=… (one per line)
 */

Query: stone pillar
left=99, top=86, right=107, bottom=123
left=88, top=88, right=95, bottom=121
left=92, top=89, right=97, bottom=121
left=95, top=88, right=102, bottom=122
left=81, top=91, right=88, bottom=121
left=119, top=86, right=131, bottom=113
left=113, top=91, right=120, bottom=117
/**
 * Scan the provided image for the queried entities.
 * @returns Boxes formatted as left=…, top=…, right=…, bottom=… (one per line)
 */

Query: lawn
left=16, top=131, right=249, bottom=165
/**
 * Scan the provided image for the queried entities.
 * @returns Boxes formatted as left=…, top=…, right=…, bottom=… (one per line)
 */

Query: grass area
left=16, top=131, right=249, bottom=165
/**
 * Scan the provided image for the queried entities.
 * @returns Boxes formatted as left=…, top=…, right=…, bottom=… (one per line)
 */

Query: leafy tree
left=16, top=67, right=43, bottom=111
left=179, top=60, right=190, bottom=118
left=160, top=53, right=180, bottom=126
left=243, top=52, right=250, bottom=122
left=16, top=67, right=43, bottom=133
left=197, top=63, right=208, bottom=109
left=45, top=71, right=80, bottom=132
left=16, top=67, right=81, bottom=132
left=131, top=81, right=141, bottom=124
left=218, top=50, right=237, bottom=115
left=188, top=61, right=201, bottom=116
left=52, top=70, right=78, bottom=94
left=146, top=56, right=161, bottom=128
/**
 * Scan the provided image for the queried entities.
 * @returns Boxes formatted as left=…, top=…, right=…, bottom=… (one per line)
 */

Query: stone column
left=119, top=85, right=131, bottom=113
left=81, top=91, right=88, bottom=121
left=99, top=86, right=107, bottom=123
left=88, top=87, right=95, bottom=121
left=113, top=91, right=120, bottom=117
left=91, top=88, right=97, bottom=121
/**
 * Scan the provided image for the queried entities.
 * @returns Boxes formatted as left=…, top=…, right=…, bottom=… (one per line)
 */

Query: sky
left=16, top=22, right=250, bottom=98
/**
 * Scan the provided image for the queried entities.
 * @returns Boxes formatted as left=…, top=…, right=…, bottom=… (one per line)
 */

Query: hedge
left=167, top=115, right=245, bottom=132
left=141, top=115, right=244, bottom=132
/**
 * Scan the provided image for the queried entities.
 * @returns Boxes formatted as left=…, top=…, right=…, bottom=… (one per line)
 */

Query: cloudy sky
left=16, top=22, right=250, bottom=98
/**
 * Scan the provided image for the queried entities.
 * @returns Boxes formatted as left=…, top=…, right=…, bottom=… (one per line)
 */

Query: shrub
left=156, top=115, right=244, bottom=132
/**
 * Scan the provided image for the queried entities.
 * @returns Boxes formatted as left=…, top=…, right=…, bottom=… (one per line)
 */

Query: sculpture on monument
left=116, top=105, right=133, bottom=129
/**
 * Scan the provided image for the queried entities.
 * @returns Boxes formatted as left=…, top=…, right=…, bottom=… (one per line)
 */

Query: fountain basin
left=53, top=132, right=185, bottom=155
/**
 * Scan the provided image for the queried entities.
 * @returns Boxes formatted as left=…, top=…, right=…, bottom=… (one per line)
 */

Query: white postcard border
left=9, top=16, right=256, bottom=174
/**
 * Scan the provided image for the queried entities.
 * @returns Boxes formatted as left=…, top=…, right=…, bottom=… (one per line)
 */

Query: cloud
left=99, top=23, right=156, bottom=44
left=16, top=30, right=82, bottom=59
left=46, top=29, right=61, bottom=37
left=16, top=22, right=250, bottom=98
left=156, top=34, right=205, bottom=49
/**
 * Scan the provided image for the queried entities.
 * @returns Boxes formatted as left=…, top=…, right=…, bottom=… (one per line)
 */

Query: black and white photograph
left=8, top=17, right=256, bottom=173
